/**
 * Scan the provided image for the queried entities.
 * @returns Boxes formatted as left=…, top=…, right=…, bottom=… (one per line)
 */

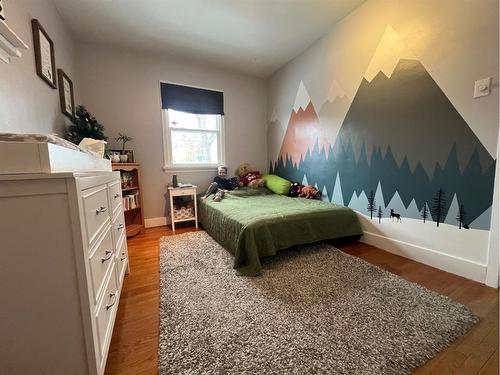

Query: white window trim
left=161, top=109, right=226, bottom=172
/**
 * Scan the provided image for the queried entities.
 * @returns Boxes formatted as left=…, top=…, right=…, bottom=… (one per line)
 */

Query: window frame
left=161, top=108, right=226, bottom=172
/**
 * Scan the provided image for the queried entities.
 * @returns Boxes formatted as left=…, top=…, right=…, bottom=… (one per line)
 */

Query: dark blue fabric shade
left=161, top=83, right=224, bottom=115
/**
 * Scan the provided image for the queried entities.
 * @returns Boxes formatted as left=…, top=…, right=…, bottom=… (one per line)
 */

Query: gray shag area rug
left=159, top=231, right=478, bottom=375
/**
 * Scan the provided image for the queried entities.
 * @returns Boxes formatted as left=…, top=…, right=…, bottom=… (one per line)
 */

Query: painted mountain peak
left=340, top=58, right=494, bottom=174
left=326, top=79, right=347, bottom=103
left=364, top=24, right=416, bottom=82
left=279, top=101, right=331, bottom=166
left=293, top=80, right=311, bottom=112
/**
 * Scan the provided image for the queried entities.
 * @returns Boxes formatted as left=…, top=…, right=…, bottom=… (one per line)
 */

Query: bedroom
left=0, top=0, right=498, bottom=374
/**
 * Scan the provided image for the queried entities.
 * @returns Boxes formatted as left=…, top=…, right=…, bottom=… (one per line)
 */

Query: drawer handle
left=106, top=291, right=118, bottom=310
left=120, top=253, right=127, bottom=261
left=117, top=223, right=124, bottom=230
left=101, top=250, right=113, bottom=263
left=114, top=193, right=120, bottom=199
left=95, top=206, right=108, bottom=214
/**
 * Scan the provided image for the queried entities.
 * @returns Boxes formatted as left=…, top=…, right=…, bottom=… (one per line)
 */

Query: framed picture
left=32, top=19, right=56, bottom=89
left=57, top=69, right=75, bottom=118
left=0, top=0, right=5, bottom=21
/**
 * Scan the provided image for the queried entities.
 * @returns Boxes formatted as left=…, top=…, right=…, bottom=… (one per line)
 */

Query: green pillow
left=262, top=174, right=291, bottom=195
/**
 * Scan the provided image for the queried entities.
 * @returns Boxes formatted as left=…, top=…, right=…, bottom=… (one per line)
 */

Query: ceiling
left=53, top=0, right=365, bottom=78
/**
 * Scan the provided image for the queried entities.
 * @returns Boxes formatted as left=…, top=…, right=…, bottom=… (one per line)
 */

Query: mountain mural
left=272, top=58, right=496, bottom=230
left=278, top=101, right=330, bottom=166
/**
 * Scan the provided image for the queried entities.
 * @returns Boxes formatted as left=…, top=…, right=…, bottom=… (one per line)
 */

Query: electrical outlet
left=474, top=77, right=491, bottom=99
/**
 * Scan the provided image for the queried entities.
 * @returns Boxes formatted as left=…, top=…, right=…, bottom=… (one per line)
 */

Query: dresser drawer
left=82, top=184, right=111, bottom=246
left=112, top=208, right=126, bottom=247
left=173, top=188, right=195, bottom=197
left=88, top=227, right=115, bottom=305
left=108, top=181, right=122, bottom=214
left=116, top=236, right=128, bottom=285
left=95, top=267, right=119, bottom=361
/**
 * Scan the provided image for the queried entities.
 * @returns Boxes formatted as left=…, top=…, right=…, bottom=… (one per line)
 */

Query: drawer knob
left=106, top=291, right=118, bottom=310
left=114, top=193, right=120, bottom=199
left=120, top=253, right=127, bottom=261
left=101, top=250, right=113, bottom=263
left=95, top=206, right=108, bottom=214
left=117, top=223, right=124, bottom=230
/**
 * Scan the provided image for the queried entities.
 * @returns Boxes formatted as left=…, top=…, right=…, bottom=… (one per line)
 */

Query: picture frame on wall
left=0, top=0, right=5, bottom=21
left=32, top=19, right=57, bottom=89
left=57, top=69, right=75, bottom=118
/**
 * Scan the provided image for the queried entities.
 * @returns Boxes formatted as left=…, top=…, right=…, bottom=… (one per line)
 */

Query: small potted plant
left=115, top=133, right=133, bottom=163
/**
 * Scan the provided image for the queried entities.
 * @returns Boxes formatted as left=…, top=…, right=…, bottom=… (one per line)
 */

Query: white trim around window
left=162, top=109, right=226, bottom=172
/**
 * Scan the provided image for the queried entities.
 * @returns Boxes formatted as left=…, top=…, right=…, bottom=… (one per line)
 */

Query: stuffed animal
left=288, top=182, right=301, bottom=197
left=236, top=163, right=265, bottom=188
left=299, top=185, right=321, bottom=199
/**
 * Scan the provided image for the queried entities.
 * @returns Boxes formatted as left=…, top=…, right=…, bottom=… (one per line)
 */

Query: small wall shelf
left=0, top=20, right=28, bottom=63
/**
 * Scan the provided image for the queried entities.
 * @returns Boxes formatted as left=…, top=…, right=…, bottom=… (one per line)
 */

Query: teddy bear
left=236, top=163, right=265, bottom=188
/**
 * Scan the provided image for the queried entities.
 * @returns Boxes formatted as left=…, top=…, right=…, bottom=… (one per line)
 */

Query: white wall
left=76, top=43, right=267, bottom=221
left=0, top=0, right=78, bottom=135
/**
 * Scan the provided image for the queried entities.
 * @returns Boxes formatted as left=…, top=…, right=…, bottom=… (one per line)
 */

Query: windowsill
left=162, top=165, right=219, bottom=173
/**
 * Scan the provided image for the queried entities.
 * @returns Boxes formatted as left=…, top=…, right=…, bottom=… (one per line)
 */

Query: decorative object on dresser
left=57, top=68, right=75, bottom=118
left=0, top=171, right=129, bottom=375
left=65, top=105, right=107, bottom=145
left=0, top=10, right=28, bottom=63
left=112, top=163, right=144, bottom=237
left=168, top=185, right=198, bottom=231
left=114, top=133, right=134, bottom=163
left=31, top=19, right=57, bottom=88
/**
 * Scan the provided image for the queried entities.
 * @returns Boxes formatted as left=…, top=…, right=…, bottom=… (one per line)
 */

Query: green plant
left=64, top=105, right=107, bottom=145
left=115, top=133, right=133, bottom=153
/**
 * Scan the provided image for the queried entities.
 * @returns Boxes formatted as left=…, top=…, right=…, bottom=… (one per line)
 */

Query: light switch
left=474, top=77, right=491, bottom=99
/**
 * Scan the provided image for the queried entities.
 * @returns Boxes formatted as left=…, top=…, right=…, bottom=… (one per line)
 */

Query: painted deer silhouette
left=390, top=209, right=402, bottom=222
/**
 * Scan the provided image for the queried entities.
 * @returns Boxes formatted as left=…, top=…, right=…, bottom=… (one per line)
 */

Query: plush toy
left=236, top=163, right=265, bottom=188
left=288, top=182, right=301, bottom=197
left=299, top=185, right=321, bottom=199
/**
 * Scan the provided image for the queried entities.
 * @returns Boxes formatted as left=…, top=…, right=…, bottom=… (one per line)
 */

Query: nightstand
left=168, top=186, right=198, bottom=231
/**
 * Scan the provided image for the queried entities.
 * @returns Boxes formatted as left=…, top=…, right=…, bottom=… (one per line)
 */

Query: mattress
left=198, top=187, right=362, bottom=275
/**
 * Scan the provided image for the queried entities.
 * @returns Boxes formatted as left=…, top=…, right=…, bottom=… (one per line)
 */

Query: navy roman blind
left=160, top=83, right=224, bottom=115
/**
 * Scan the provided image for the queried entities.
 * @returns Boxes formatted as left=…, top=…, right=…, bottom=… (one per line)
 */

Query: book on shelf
left=123, top=192, right=140, bottom=211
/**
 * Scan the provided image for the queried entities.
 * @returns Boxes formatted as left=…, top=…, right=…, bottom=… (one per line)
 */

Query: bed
left=198, top=187, right=362, bottom=275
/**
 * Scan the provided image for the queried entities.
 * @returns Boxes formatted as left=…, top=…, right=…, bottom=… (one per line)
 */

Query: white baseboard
left=361, top=231, right=487, bottom=284
left=144, top=216, right=169, bottom=228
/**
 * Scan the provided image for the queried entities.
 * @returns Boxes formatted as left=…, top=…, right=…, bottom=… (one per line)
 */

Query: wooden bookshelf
left=112, top=163, right=144, bottom=238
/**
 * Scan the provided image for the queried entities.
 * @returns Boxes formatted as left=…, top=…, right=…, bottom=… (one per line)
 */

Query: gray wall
left=0, top=0, right=79, bottom=135
left=76, top=43, right=267, bottom=220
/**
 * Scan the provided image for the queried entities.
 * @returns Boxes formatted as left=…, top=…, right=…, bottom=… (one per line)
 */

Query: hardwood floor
left=105, top=227, right=499, bottom=375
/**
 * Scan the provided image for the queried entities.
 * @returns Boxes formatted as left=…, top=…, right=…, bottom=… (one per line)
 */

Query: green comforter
left=198, top=188, right=362, bottom=276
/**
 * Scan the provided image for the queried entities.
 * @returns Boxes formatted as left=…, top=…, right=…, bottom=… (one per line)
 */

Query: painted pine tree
left=421, top=204, right=429, bottom=223
left=431, top=188, right=446, bottom=227
left=456, top=203, right=467, bottom=229
left=367, top=190, right=376, bottom=220
left=377, top=205, right=383, bottom=223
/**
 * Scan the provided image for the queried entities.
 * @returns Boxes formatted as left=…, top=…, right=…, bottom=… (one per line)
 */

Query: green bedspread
left=198, top=188, right=362, bottom=276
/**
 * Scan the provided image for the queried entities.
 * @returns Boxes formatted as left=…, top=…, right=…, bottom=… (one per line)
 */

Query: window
left=163, top=109, right=225, bottom=169
left=160, top=82, right=225, bottom=170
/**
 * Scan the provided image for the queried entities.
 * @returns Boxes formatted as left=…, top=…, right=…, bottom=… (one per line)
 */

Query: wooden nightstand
left=168, top=186, right=198, bottom=231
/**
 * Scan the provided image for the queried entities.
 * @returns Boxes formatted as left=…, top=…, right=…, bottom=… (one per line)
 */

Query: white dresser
left=0, top=171, right=129, bottom=374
